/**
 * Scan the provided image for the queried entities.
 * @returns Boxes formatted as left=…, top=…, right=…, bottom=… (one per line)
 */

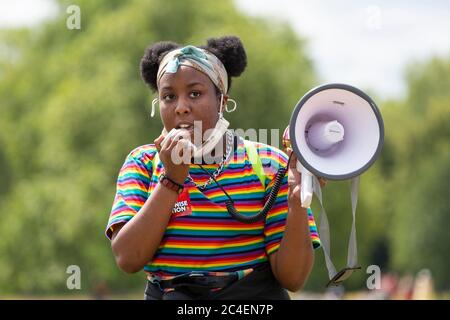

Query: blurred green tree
left=389, top=58, right=450, bottom=290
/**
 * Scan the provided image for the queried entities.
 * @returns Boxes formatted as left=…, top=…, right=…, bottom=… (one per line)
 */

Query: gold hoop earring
left=151, top=98, right=158, bottom=118
left=225, top=98, right=237, bottom=113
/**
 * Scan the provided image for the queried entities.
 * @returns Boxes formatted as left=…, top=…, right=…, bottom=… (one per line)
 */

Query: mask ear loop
left=218, top=94, right=225, bottom=118
left=225, top=98, right=237, bottom=113
left=151, top=98, right=158, bottom=118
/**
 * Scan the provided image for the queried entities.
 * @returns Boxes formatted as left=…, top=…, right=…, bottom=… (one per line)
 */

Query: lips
left=174, top=122, right=205, bottom=146
left=175, top=122, right=194, bottom=129
left=173, top=123, right=195, bottom=143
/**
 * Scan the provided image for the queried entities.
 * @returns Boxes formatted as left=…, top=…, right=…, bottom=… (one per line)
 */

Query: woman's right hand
left=154, top=130, right=190, bottom=185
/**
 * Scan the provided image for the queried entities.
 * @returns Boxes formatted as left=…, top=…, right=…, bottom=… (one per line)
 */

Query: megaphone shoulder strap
left=348, top=176, right=360, bottom=268
left=312, top=176, right=337, bottom=279
left=243, top=140, right=266, bottom=188
left=152, top=152, right=160, bottom=173
left=312, top=175, right=360, bottom=286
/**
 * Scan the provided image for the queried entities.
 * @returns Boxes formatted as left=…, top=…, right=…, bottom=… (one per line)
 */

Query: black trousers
left=144, top=263, right=290, bottom=300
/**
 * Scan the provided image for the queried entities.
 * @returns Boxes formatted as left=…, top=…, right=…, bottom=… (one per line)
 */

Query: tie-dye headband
left=156, top=45, right=228, bottom=94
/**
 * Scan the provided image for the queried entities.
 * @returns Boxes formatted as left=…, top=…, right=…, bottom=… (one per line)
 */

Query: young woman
left=105, top=36, right=321, bottom=300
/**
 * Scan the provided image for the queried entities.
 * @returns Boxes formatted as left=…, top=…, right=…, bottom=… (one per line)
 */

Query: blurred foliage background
left=0, top=0, right=448, bottom=297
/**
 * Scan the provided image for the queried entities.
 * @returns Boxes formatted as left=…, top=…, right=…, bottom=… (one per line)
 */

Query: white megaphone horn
left=285, top=83, right=384, bottom=208
left=284, top=83, right=384, bottom=286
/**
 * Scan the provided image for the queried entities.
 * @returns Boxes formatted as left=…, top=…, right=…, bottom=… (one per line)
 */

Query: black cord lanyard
left=198, top=151, right=294, bottom=223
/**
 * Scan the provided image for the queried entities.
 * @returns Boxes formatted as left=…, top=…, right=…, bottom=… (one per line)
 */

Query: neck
left=194, top=131, right=230, bottom=165
left=211, top=133, right=227, bottom=157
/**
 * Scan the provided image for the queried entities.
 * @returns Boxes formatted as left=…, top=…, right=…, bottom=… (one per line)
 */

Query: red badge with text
left=171, top=188, right=192, bottom=218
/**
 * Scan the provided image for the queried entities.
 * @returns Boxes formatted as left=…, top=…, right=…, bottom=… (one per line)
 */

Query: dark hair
left=139, top=36, right=247, bottom=93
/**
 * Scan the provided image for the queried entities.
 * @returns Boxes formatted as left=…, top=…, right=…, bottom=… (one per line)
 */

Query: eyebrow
left=186, top=82, right=205, bottom=88
left=159, top=82, right=206, bottom=91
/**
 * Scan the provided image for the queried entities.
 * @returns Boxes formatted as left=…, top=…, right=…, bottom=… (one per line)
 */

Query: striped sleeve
left=258, top=144, right=321, bottom=255
left=105, top=150, right=152, bottom=240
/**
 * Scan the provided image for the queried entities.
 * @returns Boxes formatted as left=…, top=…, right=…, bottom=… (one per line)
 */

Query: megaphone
left=286, top=83, right=384, bottom=208
left=284, top=83, right=384, bottom=287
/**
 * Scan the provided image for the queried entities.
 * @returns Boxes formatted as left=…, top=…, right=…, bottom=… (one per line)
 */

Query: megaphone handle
left=298, top=162, right=313, bottom=208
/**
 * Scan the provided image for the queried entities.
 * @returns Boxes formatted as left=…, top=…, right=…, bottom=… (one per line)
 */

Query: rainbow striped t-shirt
left=106, top=136, right=321, bottom=280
